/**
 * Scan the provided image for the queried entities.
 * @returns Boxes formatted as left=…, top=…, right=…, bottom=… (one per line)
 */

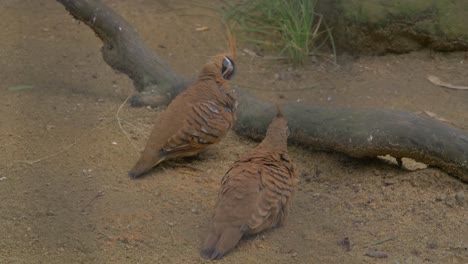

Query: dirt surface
left=0, top=1, right=467, bottom=263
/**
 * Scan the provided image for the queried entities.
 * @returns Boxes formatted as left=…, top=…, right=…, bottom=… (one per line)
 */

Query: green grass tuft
left=216, top=0, right=334, bottom=65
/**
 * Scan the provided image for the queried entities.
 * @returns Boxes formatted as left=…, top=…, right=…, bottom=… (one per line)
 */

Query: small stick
left=166, top=161, right=206, bottom=172
left=122, top=119, right=148, bottom=138
left=14, top=123, right=100, bottom=165
left=97, top=230, right=113, bottom=240
left=87, top=190, right=105, bottom=206
left=365, top=235, right=398, bottom=248
left=161, top=166, right=169, bottom=174
left=116, top=93, right=141, bottom=153
left=311, top=14, right=323, bottom=40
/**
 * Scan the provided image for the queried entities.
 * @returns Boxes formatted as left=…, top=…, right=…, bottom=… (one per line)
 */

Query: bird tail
left=200, top=226, right=243, bottom=260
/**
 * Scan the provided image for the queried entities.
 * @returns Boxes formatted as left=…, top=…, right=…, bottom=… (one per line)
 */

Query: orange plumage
left=128, top=51, right=237, bottom=178
left=201, top=106, right=296, bottom=259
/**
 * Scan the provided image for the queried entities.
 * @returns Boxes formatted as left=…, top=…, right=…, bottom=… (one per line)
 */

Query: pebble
left=82, top=169, right=93, bottom=175
left=455, top=191, right=465, bottom=206
left=426, top=242, right=438, bottom=249
left=383, top=179, right=395, bottom=186
left=338, top=237, right=351, bottom=252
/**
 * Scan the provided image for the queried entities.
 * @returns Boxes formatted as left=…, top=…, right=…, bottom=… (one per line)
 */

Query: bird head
left=198, top=28, right=237, bottom=83
left=206, top=54, right=236, bottom=80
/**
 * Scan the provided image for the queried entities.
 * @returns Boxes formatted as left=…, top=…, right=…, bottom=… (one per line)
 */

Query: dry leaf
left=242, top=48, right=261, bottom=57
left=423, top=110, right=449, bottom=123
left=195, top=26, right=209, bottom=32
left=427, top=75, right=468, bottom=90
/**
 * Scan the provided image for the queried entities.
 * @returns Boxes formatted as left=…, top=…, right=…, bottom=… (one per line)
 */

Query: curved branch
left=57, top=0, right=188, bottom=102
left=56, top=0, right=468, bottom=182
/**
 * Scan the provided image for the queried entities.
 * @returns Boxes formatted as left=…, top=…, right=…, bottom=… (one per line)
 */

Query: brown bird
left=201, top=106, right=296, bottom=260
left=128, top=37, right=237, bottom=178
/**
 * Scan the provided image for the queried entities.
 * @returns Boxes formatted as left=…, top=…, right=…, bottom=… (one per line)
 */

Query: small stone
left=82, top=169, right=93, bottom=175
left=455, top=191, right=465, bottom=206
left=338, top=237, right=351, bottom=252
left=191, top=208, right=199, bottom=214
left=383, top=180, right=395, bottom=186
left=0, top=177, right=7, bottom=181
left=352, top=184, right=362, bottom=193
left=426, top=242, right=438, bottom=249
left=445, top=197, right=456, bottom=207
left=46, top=211, right=56, bottom=216
left=365, top=250, right=388, bottom=258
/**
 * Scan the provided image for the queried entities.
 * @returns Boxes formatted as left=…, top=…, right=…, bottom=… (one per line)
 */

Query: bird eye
left=221, top=57, right=235, bottom=80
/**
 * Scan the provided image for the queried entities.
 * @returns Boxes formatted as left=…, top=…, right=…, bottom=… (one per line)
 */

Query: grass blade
left=8, top=85, right=33, bottom=91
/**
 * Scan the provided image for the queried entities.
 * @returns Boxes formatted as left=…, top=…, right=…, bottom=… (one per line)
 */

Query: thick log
left=56, top=0, right=468, bottom=182
left=235, top=91, right=468, bottom=182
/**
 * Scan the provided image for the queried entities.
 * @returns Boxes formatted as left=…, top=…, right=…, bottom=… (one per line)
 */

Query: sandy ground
left=0, top=0, right=467, bottom=263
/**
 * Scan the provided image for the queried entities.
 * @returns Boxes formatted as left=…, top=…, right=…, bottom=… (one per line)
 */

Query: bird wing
left=241, top=153, right=295, bottom=231
left=215, top=154, right=294, bottom=233
left=160, top=99, right=235, bottom=157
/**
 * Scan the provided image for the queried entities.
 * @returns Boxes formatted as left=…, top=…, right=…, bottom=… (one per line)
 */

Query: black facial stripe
left=221, top=57, right=236, bottom=80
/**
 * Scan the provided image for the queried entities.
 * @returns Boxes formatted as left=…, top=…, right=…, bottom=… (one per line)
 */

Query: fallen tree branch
left=235, top=93, right=468, bottom=182
left=56, top=0, right=188, bottom=105
left=56, top=0, right=468, bottom=182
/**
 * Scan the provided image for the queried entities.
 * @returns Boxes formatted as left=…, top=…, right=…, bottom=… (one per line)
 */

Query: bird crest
left=201, top=27, right=237, bottom=82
